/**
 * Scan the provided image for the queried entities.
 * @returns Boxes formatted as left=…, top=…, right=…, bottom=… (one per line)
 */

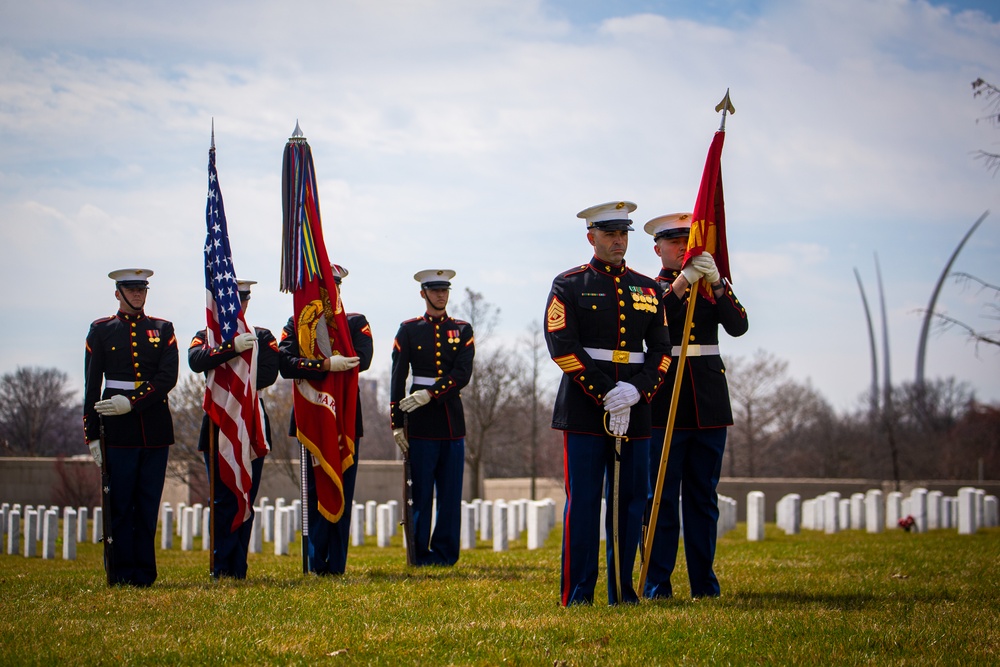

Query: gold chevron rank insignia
left=553, top=354, right=584, bottom=373
left=546, top=296, right=566, bottom=332
left=659, top=356, right=672, bottom=373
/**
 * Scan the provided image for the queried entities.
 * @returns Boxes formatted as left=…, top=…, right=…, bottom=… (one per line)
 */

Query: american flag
left=203, top=143, right=267, bottom=532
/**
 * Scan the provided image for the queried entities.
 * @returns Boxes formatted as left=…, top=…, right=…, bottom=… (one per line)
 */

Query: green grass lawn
left=1, top=524, right=998, bottom=666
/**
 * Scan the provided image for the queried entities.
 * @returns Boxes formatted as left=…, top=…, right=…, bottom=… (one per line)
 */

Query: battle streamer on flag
left=202, top=128, right=268, bottom=532
left=280, top=121, right=358, bottom=523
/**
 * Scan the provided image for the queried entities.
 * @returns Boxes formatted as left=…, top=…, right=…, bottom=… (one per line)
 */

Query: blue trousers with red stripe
left=106, top=445, right=169, bottom=587
left=408, top=437, right=465, bottom=566
left=560, top=432, right=649, bottom=605
left=644, top=427, right=727, bottom=599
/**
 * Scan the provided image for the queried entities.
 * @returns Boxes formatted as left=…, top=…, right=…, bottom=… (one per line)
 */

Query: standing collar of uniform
left=423, top=312, right=450, bottom=324
left=589, top=255, right=628, bottom=277
left=116, top=309, right=146, bottom=322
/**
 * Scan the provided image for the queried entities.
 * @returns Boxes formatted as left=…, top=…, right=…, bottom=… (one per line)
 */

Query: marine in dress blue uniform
left=544, top=202, right=671, bottom=605
left=187, top=279, right=279, bottom=579
left=390, top=269, right=474, bottom=566
left=278, top=265, right=373, bottom=575
left=84, top=268, right=178, bottom=587
left=642, top=213, right=748, bottom=599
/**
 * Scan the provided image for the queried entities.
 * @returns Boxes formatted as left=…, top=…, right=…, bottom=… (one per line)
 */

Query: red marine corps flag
left=683, top=91, right=735, bottom=292
left=203, top=127, right=268, bottom=532
left=639, top=91, right=736, bottom=591
left=280, top=122, right=358, bottom=522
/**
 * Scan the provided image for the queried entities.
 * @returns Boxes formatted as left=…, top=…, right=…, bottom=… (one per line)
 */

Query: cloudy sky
left=1, top=0, right=998, bottom=413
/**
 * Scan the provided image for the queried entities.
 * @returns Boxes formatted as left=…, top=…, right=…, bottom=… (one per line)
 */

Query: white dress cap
left=108, top=268, right=153, bottom=286
left=576, top=201, right=637, bottom=230
left=643, top=212, right=693, bottom=240
left=414, top=269, right=456, bottom=289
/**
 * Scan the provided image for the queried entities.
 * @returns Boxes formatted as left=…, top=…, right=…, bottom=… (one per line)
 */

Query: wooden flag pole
left=637, top=278, right=699, bottom=593
left=208, top=425, right=216, bottom=578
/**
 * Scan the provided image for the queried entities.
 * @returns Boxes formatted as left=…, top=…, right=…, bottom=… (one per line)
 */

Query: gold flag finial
left=715, top=89, right=735, bottom=131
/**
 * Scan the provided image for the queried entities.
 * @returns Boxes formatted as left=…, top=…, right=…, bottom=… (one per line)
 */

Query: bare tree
left=0, top=366, right=78, bottom=457
left=725, top=350, right=787, bottom=477
left=453, top=288, right=521, bottom=497
left=930, top=272, right=1000, bottom=350
left=167, top=372, right=210, bottom=485
left=972, top=77, right=1000, bottom=174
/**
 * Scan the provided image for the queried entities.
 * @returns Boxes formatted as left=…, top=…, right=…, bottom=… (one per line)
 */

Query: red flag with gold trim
left=279, top=126, right=358, bottom=522
left=683, top=130, right=732, bottom=288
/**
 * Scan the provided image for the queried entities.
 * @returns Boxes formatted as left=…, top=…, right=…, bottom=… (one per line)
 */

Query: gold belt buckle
left=612, top=350, right=630, bottom=364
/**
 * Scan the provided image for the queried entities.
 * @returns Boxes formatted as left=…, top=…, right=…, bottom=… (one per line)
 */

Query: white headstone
left=975, top=489, right=985, bottom=529
left=274, top=507, right=290, bottom=556
left=263, top=505, right=275, bottom=542
left=719, top=496, right=737, bottom=537
left=34, top=506, right=46, bottom=542
left=258, top=496, right=269, bottom=509
left=92, top=507, right=102, bottom=543
left=365, top=500, right=377, bottom=536
left=472, top=499, right=483, bottom=531
left=7, top=509, right=20, bottom=555
left=42, top=510, right=58, bottom=559
left=192, top=503, right=203, bottom=537
left=249, top=507, right=263, bottom=554
left=0, top=507, right=5, bottom=548
left=865, top=489, right=884, bottom=533
left=747, top=491, right=765, bottom=541
left=926, top=490, right=943, bottom=530
left=885, top=491, right=903, bottom=529
left=387, top=500, right=399, bottom=537
left=24, top=510, right=37, bottom=557
left=909, top=488, right=928, bottom=533
left=824, top=493, right=841, bottom=534
left=480, top=501, right=493, bottom=541
left=801, top=498, right=815, bottom=531
left=849, top=493, right=865, bottom=531
left=493, top=502, right=509, bottom=552
left=507, top=500, right=521, bottom=542
left=181, top=507, right=195, bottom=551
left=376, top=504, right=392, bottom=548
left=76, top=507, right=88, bottom=543
left=957, top=487, right=977, bottom=535
left=775, top=493, right=802, bottom=535
left=526, top=501, right=545, bottom=550
left=63, top=508, right=78, bottom=560
left=838, top=498, right=851, bottom=531
left=940, top=496, right=953, bottom=530
left=202, top=508, right=211, bottom=551
left=161, top=506, right=174, bottom=550
left=291, top=499, right=302, bottom=533
left=176, top=502, right=186, bottom=536
left=460, top=502, right=476, bottom=550
left=351, top=503, right=365, bottom=547
left=984, top=495, right=999, bottom=528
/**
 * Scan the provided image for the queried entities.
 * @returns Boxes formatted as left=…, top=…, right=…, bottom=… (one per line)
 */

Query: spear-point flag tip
left=290, top=120, right=305, bottom=141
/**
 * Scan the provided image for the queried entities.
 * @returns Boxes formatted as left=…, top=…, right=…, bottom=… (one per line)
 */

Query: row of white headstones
left=12, top=487, right=993, bottom=560
left=0, top=497, right=566, bottom=560
left=749, top=487, right=1000, bottom=540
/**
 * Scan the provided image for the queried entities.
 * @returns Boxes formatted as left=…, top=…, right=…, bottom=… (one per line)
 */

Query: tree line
left=3, top=291, right=997, bottom=488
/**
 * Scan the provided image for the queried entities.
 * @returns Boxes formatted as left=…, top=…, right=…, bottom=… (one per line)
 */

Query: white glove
left=608, top=411, right=630, bottom=437
left=392, top=428, right=409, bottom=454
left=95, top=394, right=131, bottom=416
left=326, top=355, right=361, bottom=372
left=233, top=332, right=256, bottom=353
left=692, top=253, right=721, bottom=285
left=399, top=389, right=432, bottom=413
left=88, top=440, right=102, bottom=468
left=603, top=381, right=641, bottom=413
left=680, top=261, right=704, bottom=285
